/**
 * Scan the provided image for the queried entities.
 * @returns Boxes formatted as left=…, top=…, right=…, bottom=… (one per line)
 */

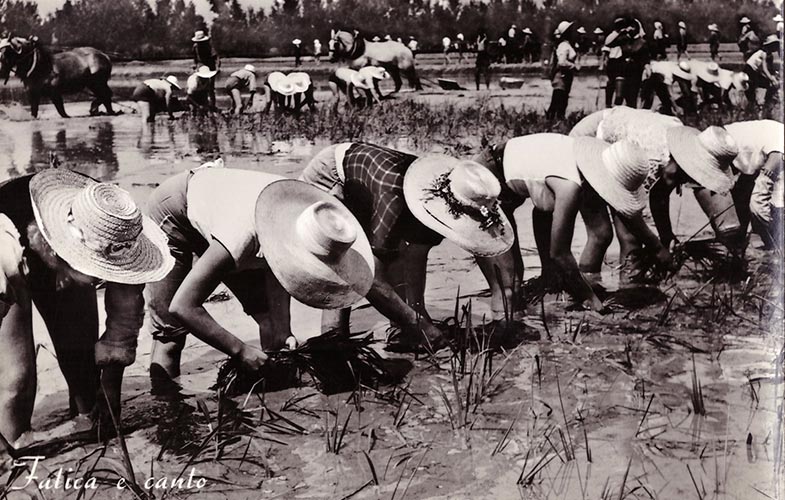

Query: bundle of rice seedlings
left=519, top=274, right=563, bottom=307
left=627, top=238, right=744, bottom=284
left=214, top=330, right=393, bottom=396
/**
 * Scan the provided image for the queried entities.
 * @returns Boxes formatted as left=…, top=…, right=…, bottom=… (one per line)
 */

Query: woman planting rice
left=0, top=169, right=173, bottom=452
left=473, top=133, right=669, bottom=316
left=299, top=143, right=513, bottom=351
left=145, top=161, right=373, bottom=386
left=570, top=107, right=742, bottom=276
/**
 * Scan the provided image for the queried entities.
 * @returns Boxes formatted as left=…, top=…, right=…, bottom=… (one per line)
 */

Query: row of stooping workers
left=0, top=106, right=782, bottom=453
left=132, top=64, right=391, bottom=122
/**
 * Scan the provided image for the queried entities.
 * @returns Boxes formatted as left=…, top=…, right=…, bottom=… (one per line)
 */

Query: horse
left=329, top=29, right=422, bottom=94
left=0, top=37, right=115, bottom=118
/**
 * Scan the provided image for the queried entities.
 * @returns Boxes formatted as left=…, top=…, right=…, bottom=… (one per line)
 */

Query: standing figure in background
left=507, top=24, right=519, bottom=63
left=442, top=36, right=452, bottom=66
left=456, top=33, right=466, bottom=64
left=593, top=27, right=604, bottom=57
left=575, top=27, right=588, bottom=64
left=475, top=28, right=492, bottom=90
left=547, top=21, right=578, bottom=120
left=652, top=21, right=667, bottom=60
left=292, top=39, right=302, bottom=67
left=640, top=60, right=695, bottom=116
left=708, top=24, right=721, bottom=61
left=313, top=39, right=322, bottom=64
left=675, top=21, right=690, bottom=60
left=407, top=36, right=419, bottom=58
left=600, top=17, right=627, bottom=107
left=192, top=29, right=219, bottom=110
left=738, top=17, right=761, bottom=60
left=617, top=18, right=651, bottom=108
left=522, top=28, right=535, bottom=62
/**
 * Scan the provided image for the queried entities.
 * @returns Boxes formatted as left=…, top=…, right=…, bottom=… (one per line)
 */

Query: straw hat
left=292, top=38, right=302, bottom=45
left=556, top=21, right=574, bottom=36
left=762, top=34, right=781, bottom=49
left=523, top=28, right=533, bottom=35
left=346, top=69, right=371, bottom=89
left=593, top=27, right=604, bottom=34
left=695, top=61, right=721, bottom=84
left=403, top=156, right=513, bottom=257
left=577, top=26, right=587, bottom=34
left=255, top=180, right=374, bottom=309
left=654, top=21, right=663, bottom=29
left=29, top=169, right=173, bottom=285
left=666, top=126, right=738, bottom=193
left=192, top=30, right=210, bottom=42
left=573, top=138, right=649, bottom=217
left=774, top=14, right=784, bottom=22
left=288, top=72, right=311, bottom=93
left=708, top=23, right=719, bottom=31
left=165, top=75, right=181, bottom=89
left=268, top=71, right=295, bottom=95
left=195, top=65, right=217, bottom=79
left=672, top=60, right=693, bottom=81
left=739, top=17, right=751, bottom=24
left=678, top=21, right=686, bottom=29
left=457, top=33, right=464, bottom=40
left=244, top=64, right=255, bottom=72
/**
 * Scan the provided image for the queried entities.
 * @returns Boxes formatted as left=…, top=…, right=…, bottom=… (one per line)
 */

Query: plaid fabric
left=342, top=143, right=442, bottom=255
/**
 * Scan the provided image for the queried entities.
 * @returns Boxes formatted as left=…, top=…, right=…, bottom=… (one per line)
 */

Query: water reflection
left=29, top=121, right=119, bottom=180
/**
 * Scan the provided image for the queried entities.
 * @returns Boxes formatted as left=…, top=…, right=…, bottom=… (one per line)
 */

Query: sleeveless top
left=502, top=134, right=583, bottom=212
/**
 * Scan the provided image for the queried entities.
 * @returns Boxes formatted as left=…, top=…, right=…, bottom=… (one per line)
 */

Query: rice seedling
left=690, top=355, right=706, bottom=416
left=214, top=329, right=393, bottom=397
left=324, top=409, right=353, bottom=454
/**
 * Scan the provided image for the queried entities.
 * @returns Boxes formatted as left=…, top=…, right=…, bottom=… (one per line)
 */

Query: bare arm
left=649, top=179, right=677, bottom=247
left=169, top=241, right=267, bottom=369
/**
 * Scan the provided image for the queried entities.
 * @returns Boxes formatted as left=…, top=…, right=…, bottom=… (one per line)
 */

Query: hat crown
left=296, top=201, right=357, bottom=260
left=69, top=183, right=143, bottom=259
left=678, top=61, right=692, bottom=73
left=600, top=140, right=649, bottom=192
left=697, top=126, right=738, bottom=163
left=706, top=62, right=719, bottom=75
left=194, top=30, right=204, bottom=37
left=244, top=64, right=255, bottom=72
left=165, top=75, right=178, bottom=86
left=447, top=161, right=501, bottom=210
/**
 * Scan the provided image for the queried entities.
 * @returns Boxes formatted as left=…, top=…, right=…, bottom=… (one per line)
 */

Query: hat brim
left=197, top=70, right=218, bottom=79
left=29, top=169, right=174, bottom=285
left=192, top=35, right=210, bottom=42
left=666, top=127, right=735, bottom=193
left=255, top=180, right=374, bottom=310
left=573, top=138, right=646, bottom=217
left=403, top=155, right=514, bottom=257
left=167, top=80, right=181, bottom=90
left=695, top=67, right=720, bottom=84
left=672, top=67, right=694, bottom=81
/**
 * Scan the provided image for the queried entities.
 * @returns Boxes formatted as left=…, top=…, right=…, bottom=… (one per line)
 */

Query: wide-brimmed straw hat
left=695, top=61, right=721, bottom=84
left=672, top=60, right=693, bottom=81
left=593, top=27, right=604, bottom=34
left=739, top=16, right=751, bottom=24
left=255, top=180, right=374, bottom=309
left=192, top=30, right=210, bottom=42
left=666, top=126, right=738, bottom=193
left=523, top=28, right=534, bottom=34
left=577, top=26, right=587, bottom=34
left=708, top=23, right=719, bottom=31
left=292, top=38, right=302, bottom=45
left=556, top=21, right=574, bottom=36
left=574, top=138, right=649, bottom=217
left=268, top=71, right=295, bottom=95
left=678, top=21, right=687, bottom=29
left=763, top=34, right=781, bottom=49
left=403, top=156, right=513, bottom=257
left=165, top=75, right=181, bottom=89
left=29, top=169, right=174, bottom=285
left=288, top=72, right=311, bottom=93
left=654, top=21, right=663, bottom=29
left=195, top=65, right=217, bottom=79
left=244, top=64, right=255, bottom=72
left=774, top=14, right=784, bottom=22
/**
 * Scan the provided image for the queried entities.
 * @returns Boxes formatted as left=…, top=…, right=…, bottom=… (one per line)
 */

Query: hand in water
left=236, top=344, right=268, bottom=371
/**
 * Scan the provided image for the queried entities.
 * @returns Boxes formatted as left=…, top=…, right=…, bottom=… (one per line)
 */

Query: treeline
left=0, top=0, right=780, bottom=60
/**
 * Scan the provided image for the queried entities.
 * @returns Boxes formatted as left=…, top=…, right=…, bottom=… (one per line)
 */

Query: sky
left=34, top=0, right=276, bottom=20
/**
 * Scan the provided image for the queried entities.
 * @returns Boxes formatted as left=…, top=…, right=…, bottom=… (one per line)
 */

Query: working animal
left=329, top=29, right=422, bottom=94
left=0, top=37, right=115, bottom=118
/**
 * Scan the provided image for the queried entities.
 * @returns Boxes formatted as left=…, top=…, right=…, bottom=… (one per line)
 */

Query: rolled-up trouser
left=145, top=171, right=271, bottom=342
left=693, top=187, right=745, bottom=251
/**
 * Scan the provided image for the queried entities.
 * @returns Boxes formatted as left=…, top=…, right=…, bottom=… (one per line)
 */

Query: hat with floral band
left=29, top=169, right=174, bottom=285
left=403, top=156, right=514, bottom=257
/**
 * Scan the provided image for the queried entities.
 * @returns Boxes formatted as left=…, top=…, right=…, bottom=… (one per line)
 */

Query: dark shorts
left=132, top=84, right=165, bottom=111
left=476, top=51, right=491, bottom=69
left=224, top=75, right=243, bottom=92
left=146, top=171, right=270, bottom=340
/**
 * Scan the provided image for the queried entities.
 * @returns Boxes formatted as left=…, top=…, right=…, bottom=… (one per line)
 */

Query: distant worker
left=592, top=27, right=604, bottom=57
left=442, top=35, right=452, bottom=65
left=456, top=33, right=466, bottom=64
left=652, top=21, right=668, bottom=60
left=675, top=21, right=690, bottom=60
left=738, top=17, right=761, bottom=60
left=192, top=29, right=219, bottom=109
left=225, top=64, right=257, bottom=115
left=407, top=36, right=419, bottom=58
left=187, top=65, right=218, bottom=114
left=132, top=75, right=180, bottom=123
left=293, top=38, right=303, bottom=67
left=313, top=39, right=322, bottom=64
left=744, top=35, right=780, bottom=109
left=708, top=24, right=721, bottom=61
left=475, top=28, right=491, bottom=90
